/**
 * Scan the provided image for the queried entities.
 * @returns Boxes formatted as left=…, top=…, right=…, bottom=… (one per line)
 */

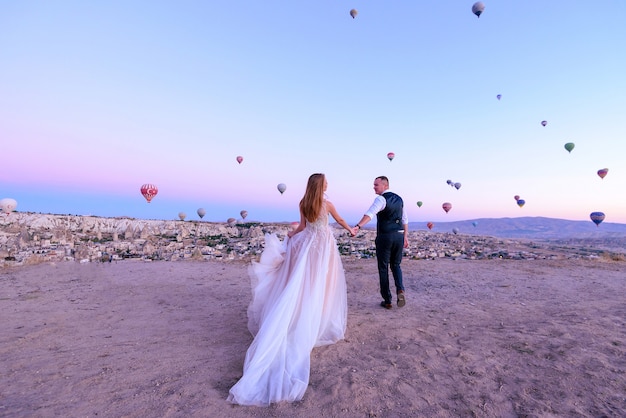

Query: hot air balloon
left=514, top=195, right=520, bottom=201
left=416, top=201, right=423, bottom=208
left=178, top=212, right=186, bottom=221
left=427, top=222, right=434, bottom=230
left=496, top=94, right=501, bottom=100
left=454, top=182, right=462, bottom=190
left=597, top=168, right=608, bottom=179
left=564, top=142, right=575, bottom=153
left=290, top=221, right=299, bottom=230
left=446, top=179, right=453, bottom=186
left=0, top=198, right=17, bottom=214
left=517, top=199, right=525, bottom=208
left=590, top=212, right=605, bottom=227
left=350, top=9, right=358, bottom=18
left=442, top=202, right=452, bottom=213
left=472, top=221, right=478, bottom=227
left=471, top=2, right=485, bottom=18
left=240, top=210, right=248, bottom=220
left=140, top=184, right=158, bottom=203
left=277, top=183, right=286, bottom=194
left=197, top=208, right=206, bottom=219
left=452, top=228, right=459, bottom=235
left=387, top=152, right=395, bottom=161
left=236, top=156, right=243, bottom=164
left=227, top=217, right=237, bottom=226
left=541, top=120, right=547, bottom=127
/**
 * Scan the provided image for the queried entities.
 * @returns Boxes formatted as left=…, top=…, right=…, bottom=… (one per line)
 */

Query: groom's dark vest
left=376, top=192, right=404, bottom=234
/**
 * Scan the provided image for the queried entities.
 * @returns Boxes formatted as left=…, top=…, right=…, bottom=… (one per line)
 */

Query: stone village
left=1, top=213, right=605, bottom=268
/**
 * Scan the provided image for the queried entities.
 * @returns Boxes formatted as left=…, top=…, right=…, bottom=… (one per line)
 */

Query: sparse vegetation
left=337, top=243, right=351, bottom=255
left=599, top=251, right=626, bottom=262
left=204, top=235, right=229, bottom=247
left=237, top=222, right=260, bottom=229
left=155, top=234, right=178, bottom=241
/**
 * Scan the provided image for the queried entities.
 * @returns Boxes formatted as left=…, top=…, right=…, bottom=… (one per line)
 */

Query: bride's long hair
left=300, top=173, right=325, bottom=223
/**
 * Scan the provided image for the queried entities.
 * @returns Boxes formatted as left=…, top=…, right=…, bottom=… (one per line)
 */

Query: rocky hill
left=405, top=216, right=626, bottom=253
left=412, top=216, right=626, bottom=239
left=1, top=213, right=624, bottom=267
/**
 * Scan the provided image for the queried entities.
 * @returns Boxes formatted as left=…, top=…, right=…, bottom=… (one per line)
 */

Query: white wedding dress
left=227, top=202, right=348, bottom=406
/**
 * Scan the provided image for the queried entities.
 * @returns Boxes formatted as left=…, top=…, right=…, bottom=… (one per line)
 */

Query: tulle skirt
left=227, top=229, right=347, bottom=406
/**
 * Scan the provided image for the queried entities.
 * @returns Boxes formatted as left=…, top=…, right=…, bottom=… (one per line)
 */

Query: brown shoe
left=397, top=291, right=406, bottom=308
left=380, top=301, right=392, bottom=310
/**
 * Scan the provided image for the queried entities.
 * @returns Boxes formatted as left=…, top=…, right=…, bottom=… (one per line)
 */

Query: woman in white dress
left=227, top=173, right=354, bottom=406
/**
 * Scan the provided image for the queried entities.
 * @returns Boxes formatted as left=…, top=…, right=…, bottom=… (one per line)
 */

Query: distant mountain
left=408, top=217, right=626, bottom=240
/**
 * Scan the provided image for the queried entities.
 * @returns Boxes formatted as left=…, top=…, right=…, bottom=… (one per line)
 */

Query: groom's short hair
left=376, top=176, right=389, bottom=186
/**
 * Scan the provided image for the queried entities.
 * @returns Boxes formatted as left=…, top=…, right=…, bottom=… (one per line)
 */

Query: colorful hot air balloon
left=597, top=168, right=608, bottom=179
left=446, top=179, right=453, bottom=186
left=454, top=182, right=462, bottom=190
left=236, top=156, right=243, bottom=164
left=178, top=212, right=186, bottom=221
left=427, top=222, right=434, bottom=230
left=590, top=212, right=605, bottom=227
left=514, top=195, right=520, bottom=201
left=442, top=202, right=452, bottom=213
left=472, top=2, right=485, bottom=18
left=564, top=142, right=575, bottom=153
left=197, top=208, right=206, bottom=219
left=140, top=184, right=158, bottom=203
left=277, top=183, right=287, bottom=194
left=472, top=221, right=478, bottom=227
left=227, top=217, right=237, bottom=226
left=496, top=94, right=501, bottom=100
left=350, top=9, right=358, bottom=18
left=0, top=198, right=17, bottom=214
left=387, top=152, right=395, bottom=161
left=517, top=199, right=525, bottom=208
left=541, top=120, right=547, bottom=127
left=240, top=210, right=248, bottom=220
left=416, top=201, right=423, bottom=208
left=452, top=228, right=459, bottom=235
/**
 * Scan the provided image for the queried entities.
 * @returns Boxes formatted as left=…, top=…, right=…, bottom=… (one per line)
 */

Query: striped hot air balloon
left=140, top=184, right=158, bottom=203
left=590, top=212, right=605, bottom=227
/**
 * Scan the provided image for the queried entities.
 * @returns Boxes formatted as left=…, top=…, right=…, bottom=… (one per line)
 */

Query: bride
left=227, top=173, right=355, bottom=406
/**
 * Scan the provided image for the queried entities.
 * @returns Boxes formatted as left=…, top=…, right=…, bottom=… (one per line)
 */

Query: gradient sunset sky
left=2, top=1, right=625, bottom=225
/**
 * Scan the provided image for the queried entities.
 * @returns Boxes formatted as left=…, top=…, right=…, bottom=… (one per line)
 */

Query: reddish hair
left=300, top=173, right=325, bottom=223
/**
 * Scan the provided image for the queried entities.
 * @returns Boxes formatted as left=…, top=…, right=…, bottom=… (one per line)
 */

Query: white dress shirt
left=364, top=190, right=409, bottom=226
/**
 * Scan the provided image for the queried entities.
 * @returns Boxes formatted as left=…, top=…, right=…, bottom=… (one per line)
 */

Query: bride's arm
left=288, top=210, right=306, bottom=238
left=326, top=201, right=355, bottom=236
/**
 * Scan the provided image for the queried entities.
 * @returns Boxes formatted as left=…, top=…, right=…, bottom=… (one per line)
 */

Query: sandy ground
left=1, top=258, right=625, bottom=418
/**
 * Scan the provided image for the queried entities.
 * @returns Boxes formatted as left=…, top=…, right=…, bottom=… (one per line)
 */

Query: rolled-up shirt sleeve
left=364, top=195, right=386, bottom=219
left=401, top=208, right=408, bottom=226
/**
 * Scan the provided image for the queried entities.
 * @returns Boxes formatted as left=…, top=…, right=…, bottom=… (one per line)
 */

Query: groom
left=351, top=176, right=409, bottom=309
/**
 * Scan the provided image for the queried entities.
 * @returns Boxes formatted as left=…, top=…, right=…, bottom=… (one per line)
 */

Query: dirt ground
left=1, top=257, right=625, bottom=417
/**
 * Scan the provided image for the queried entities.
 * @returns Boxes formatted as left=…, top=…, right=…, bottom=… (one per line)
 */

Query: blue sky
left=1, top=1, right=625, bottom=225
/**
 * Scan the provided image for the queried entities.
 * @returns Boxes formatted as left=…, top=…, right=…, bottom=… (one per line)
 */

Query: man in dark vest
left=352, top=176, right=409, bottom=309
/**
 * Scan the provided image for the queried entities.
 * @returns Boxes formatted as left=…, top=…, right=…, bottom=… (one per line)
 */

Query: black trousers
left=375, top=231, right=404, bottom=304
